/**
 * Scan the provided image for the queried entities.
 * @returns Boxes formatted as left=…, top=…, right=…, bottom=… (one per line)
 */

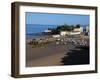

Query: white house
left=73, top=27, right=81, bottom=32
left=69, top=32, right=81, bottom=35
left=60, top=30, right=81, bottom=36
left=86, top=26, right=89, bottom=32
left=80, top=27, right=83, bottom=32
left=60, top=31, right=69, bottom=36
left=52, top=34, right=60, bottom=38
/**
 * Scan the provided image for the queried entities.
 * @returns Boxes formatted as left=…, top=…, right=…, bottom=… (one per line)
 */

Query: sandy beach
left=26, top=42, right=75, bottom=67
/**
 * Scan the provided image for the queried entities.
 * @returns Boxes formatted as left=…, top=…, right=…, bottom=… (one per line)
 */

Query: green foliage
left=75, top=24, right=80, bottom=28
left=56, top=24, right=74, bottom=32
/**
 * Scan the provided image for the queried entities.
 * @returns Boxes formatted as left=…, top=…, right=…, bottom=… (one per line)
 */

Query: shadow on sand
left=61, top=46, right=89, bottom=65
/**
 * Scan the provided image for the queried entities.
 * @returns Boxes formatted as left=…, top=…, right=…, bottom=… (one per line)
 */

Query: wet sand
left=26, top=42, right=75, bottom=67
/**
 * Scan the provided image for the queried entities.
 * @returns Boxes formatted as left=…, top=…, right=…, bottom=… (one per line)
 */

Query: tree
left=56, top=24, right=74, bottom=31
left=75, top=24, right=80, bottom=28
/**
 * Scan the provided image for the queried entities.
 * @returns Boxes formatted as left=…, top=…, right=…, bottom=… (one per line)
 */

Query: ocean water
left=26, top=24, right=57, bottom=40
left=26, top=24, right=57, bottom=34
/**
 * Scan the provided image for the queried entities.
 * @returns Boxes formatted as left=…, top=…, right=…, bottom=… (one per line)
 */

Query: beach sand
left=26, top=42, right=75, bottom=67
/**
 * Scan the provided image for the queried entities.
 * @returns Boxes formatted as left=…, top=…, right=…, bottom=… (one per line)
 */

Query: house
left=60, top=30, right=81, bottom=36
left=65, top=26, right=83, bottom=35
left=86, top=26, right=89, bottom=32
left=80, top=27, right=83, bottom=32
left=60, top=31, right=69, bottom=36
left=52, top=34, right=60, bottom=38
left=69, top=31, right=81, bottom=35
left=85, top=26, right=89, bottom=35
left=73, top=27, right=81, bottom=32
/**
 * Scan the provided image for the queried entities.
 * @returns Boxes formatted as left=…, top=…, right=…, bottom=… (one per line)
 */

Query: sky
left=26, top=12, right=89, bottom=26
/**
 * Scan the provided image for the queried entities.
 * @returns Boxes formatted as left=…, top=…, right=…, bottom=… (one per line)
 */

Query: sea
left=26, top=24, right=57, bottom=40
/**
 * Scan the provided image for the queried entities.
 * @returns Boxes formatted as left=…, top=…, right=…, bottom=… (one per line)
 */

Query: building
left=85, top=26, right=89, bottom=35
left=73, top=27, right=82, bottom=32
left=69, top=31, right=81, bottom=35
left=60, top=31, right=69, bottom=36
left=80, top=27, right=83, bottom=32
left=74, top=27, right=80, bottom=32
left=86, top=26, right=89, bottom=32
left=52, top=34, right=60, bottom=38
